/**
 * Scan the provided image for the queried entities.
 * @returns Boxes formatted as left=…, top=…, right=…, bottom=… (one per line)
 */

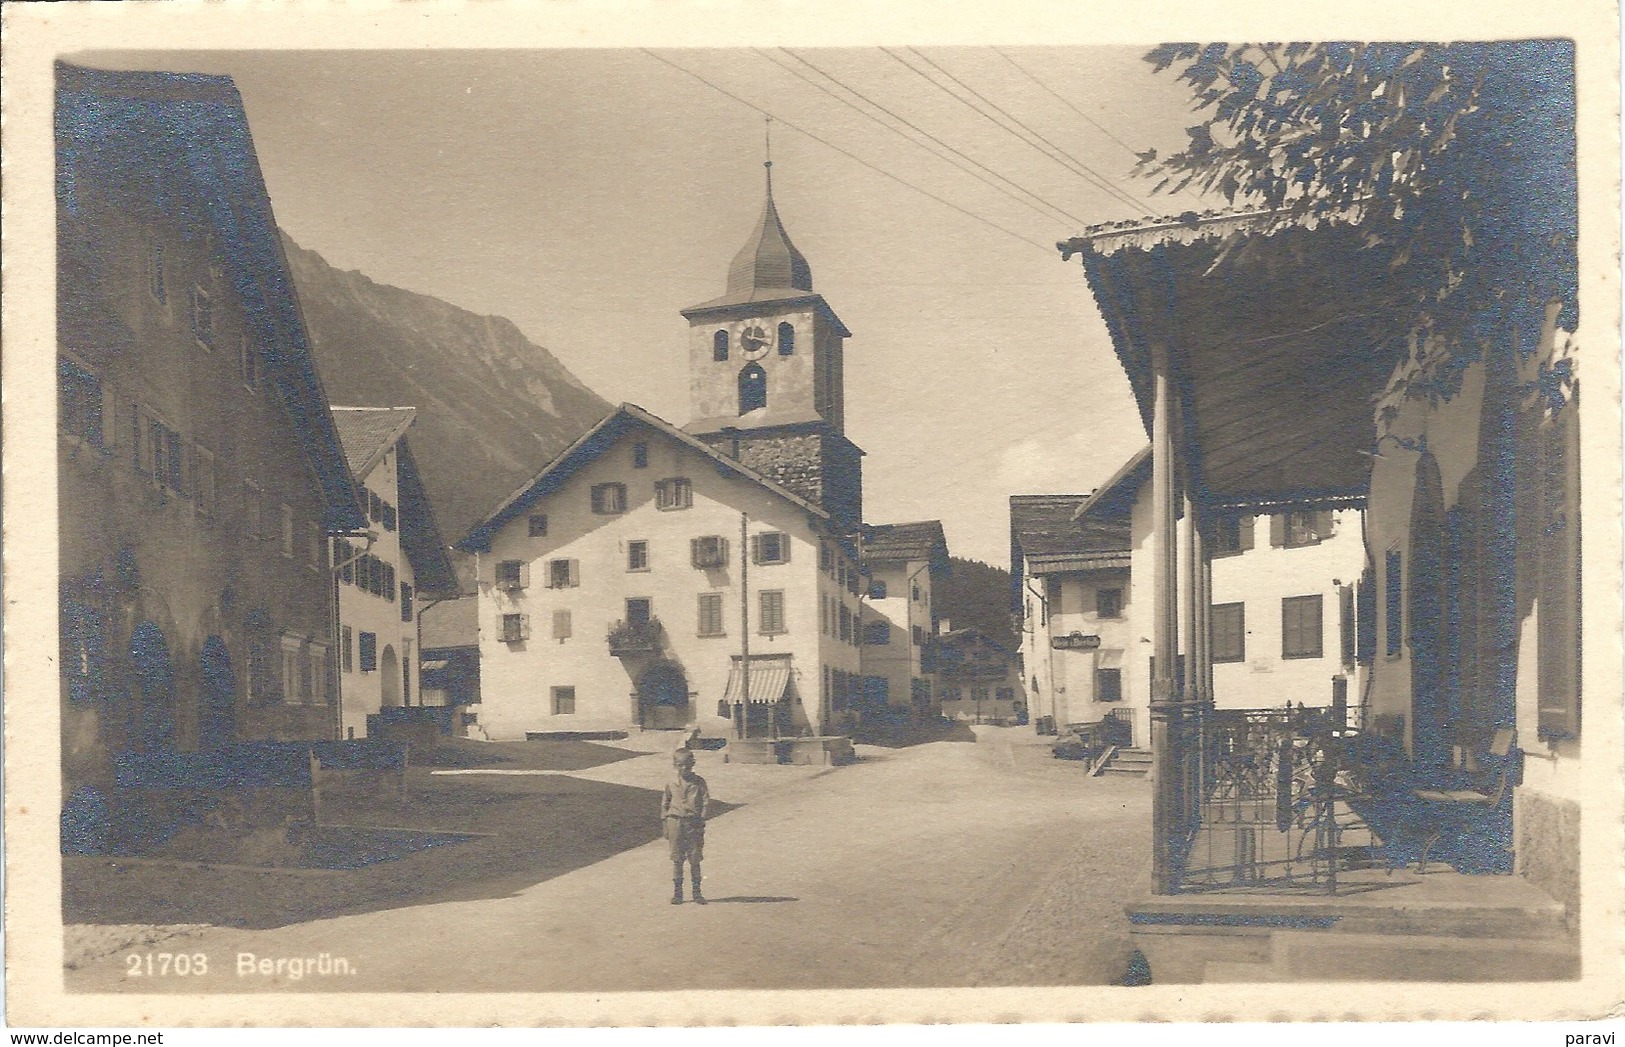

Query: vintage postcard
left=4, top=0, right=1622, bottom=1034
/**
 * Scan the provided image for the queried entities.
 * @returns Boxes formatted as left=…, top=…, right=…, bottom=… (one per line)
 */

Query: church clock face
left=740, top=325, right=770, bottom=360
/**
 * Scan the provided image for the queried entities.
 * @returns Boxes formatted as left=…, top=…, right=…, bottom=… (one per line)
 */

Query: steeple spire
left=725, top=125, right=813, bottom=296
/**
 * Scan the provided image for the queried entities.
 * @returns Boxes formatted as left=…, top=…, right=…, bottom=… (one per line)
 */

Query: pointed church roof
left=727, top=164, right=813, bottom=295
left=683, top=165, right=847, bottom=326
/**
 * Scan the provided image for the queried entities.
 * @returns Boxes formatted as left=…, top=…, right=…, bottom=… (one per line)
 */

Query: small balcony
left=607, top=617, right=663, bottom=658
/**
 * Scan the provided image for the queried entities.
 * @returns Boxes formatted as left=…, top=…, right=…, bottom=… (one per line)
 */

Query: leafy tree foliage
left=1137, top=42, right=1577, bottom=409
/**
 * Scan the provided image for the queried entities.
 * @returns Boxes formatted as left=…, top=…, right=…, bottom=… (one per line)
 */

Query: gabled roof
left=862, top=520, right=949, bottom=568
left=1074, top=446, right=1152, bottom=522
left=419, top=595, right=478, bottom=651
left=56, top=62, right=365, bottom=533
left=331, top=407, right=416, bottom=482
left=329, top=406, right=455, bottom=595
left=456, top=403, right=833, bottom=552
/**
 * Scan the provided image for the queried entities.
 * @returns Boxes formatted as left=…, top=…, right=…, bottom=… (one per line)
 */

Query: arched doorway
left=127, top=621, right=175, bottom=752
left=638, top=661, right=690, bottom=730
left=381, top=645, right=401, bottom=708
left=1409, top=452, right=1449, bottom=769
left=198, top=635, right=235, bottom=749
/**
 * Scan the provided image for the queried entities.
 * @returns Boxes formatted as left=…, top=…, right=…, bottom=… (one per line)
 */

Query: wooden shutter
left=553, top=609, right=572, bottom=640
left=567, top=559, right=580, bottom=587
left=749, top=534, right=762, bottom=564
left=1269, top=514, right=1286, bottom=547
left=1537, top=407, right=1581, bottom=739
left=1314, top=509, right=1335, bottom=540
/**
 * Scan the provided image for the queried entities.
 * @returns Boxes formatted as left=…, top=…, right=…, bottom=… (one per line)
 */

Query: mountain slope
left=282, top=234, right=611, bottom=545
left=936, top=557, right=1017, bottom=651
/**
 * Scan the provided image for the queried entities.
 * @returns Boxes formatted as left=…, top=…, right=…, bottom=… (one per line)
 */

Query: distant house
left=418, top=595, right=481, bottom=730
left=1013, top=447, right=1364, bottom=748
left=55, top=63, right=367, bottom=842
left=858, top=520, right=950, bottom=722
left=932, top=628, right=1023, bottom=724
left=329, top=407, right=456, bottom=739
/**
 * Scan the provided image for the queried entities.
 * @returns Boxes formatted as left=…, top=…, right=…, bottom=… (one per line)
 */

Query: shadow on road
left=706, top=896, right=798, bottom=904
left=850, top=719, right=977, bottom=748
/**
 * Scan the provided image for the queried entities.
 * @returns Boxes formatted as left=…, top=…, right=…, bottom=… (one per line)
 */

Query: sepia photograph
left=4, top=0, right=1621, bottom=1032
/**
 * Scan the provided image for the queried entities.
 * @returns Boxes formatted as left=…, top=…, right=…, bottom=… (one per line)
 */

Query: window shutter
left=779, top=534, right=791, bottom=563
left=553, top=609, right=572, bottom=640
left=1314, top=510, right=1335, bottom=540
left=567, top=559, right=580, bottom=587
left=750, top=534, right=762, bottom=564
left=691, top=537, right=703, bottom=568
left=1238, top=515, right=1255, bottom=551
left=519, top=614, right=531, bottom=641
left=1268, top=514, right=1285, bottom=548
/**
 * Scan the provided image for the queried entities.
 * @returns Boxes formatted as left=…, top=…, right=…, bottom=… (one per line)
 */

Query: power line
left=906, top=47, right=1154, bottom=213
left=639, top=48, right=1055, bottom=255
left=990, top=48, right=1147, bottom=164
left=886, top=47, right=1152, bottom=215
left=763, top=48, right=1091, bottom=228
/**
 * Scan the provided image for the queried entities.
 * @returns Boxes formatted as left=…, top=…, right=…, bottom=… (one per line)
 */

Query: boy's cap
left=673, top=749, right=696, bottom=766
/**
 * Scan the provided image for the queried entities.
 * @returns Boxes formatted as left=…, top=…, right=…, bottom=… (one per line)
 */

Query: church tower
left=681, top=163, right=863, bottom=526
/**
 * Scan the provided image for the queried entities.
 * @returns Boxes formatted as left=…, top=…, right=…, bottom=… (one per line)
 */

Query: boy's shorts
left=664, top=816, right=705, bottom=862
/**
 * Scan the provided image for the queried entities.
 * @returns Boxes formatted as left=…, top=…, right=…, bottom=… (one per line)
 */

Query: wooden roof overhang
left=1063, top=209, right=1411, bottom=514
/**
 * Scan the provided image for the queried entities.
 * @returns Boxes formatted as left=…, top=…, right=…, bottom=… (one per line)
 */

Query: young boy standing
left=662, top=748, right=709, bottom=905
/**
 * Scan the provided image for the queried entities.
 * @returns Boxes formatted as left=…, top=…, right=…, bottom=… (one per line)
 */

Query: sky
left=86, top=46, right=1209, bottom=565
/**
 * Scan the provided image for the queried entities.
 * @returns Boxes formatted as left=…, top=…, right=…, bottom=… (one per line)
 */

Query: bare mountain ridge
left=281, top=234, right=611, bottom=545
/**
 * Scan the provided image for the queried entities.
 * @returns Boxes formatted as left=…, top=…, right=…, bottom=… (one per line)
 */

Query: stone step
left=1270, top=930, right=1580, bottom=982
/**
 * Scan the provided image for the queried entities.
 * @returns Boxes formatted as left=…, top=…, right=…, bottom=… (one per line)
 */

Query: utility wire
left=906, top=47, right=1153, bottom=212
left=886, top=47, right=1151, bottom=215
left=763, top=48, right=1091, bottom=228
left=639, top=48, right=1055, bottom=254
left=990, top=47, right=1147, bottom=164
left=906, top=46, right=1152, bottom=213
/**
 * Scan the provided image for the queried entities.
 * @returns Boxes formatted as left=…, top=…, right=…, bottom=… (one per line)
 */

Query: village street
left=65, top=729, right=1150, bottom=994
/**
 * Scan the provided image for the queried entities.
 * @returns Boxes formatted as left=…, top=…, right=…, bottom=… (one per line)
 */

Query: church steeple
left=725, top=161, right=813, bottom=295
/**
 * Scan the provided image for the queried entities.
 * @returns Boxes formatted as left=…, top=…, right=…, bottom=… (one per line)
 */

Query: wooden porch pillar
left=1150, top=340, right=1182, bottom=894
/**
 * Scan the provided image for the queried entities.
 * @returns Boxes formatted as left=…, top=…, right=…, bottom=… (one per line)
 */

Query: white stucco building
left=330, top=407, right=456, bottom=739
left=857, top=520, right=949, bottom=722
left=1014, top=447, right=1366, bottom=749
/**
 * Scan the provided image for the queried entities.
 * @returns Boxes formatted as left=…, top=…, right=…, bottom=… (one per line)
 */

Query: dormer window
left=777, top=321, right=795, bottom=355
left=713, top=330, right=730, bottom=361
left=738, top=363, right=767, bottom=414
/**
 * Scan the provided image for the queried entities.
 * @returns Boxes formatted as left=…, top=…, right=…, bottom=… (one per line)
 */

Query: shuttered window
left=1211, top=602, right=1245, bottom=663
left=1281, top=595, right=1324, bottom=659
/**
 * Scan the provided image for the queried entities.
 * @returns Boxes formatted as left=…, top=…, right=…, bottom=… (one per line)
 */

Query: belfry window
left=738, top=363, right=767, bottom=414
left=777, top=322, right=795, bottom=356
left=713, top=330, right=729, bottom=361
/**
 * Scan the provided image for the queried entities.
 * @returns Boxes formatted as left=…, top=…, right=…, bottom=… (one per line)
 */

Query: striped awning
left=722, top=657, right=793, bottom=704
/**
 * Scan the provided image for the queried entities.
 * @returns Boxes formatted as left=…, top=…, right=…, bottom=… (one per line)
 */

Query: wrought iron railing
left=606, top=618, right=663, bottom=657
left=1174, top=704, right=1361, bottom=893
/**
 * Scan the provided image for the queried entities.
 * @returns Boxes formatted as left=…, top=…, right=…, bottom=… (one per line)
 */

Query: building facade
left=933, top=628, right=1024, bottom=725
left=1014, top=449, right=1364, bottom=748
left=457, top=406, right=864, bottom=739
left=329, top=407, right=456, bottom=739
left=56, top=64, right=366, bottom=841
left=858, top=521, right=950, bottom=722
